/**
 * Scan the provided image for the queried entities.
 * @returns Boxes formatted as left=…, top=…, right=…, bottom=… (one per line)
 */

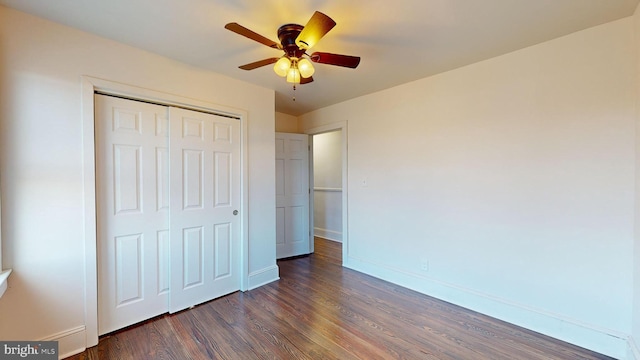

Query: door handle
left=233, top=210, right=238, bottom=216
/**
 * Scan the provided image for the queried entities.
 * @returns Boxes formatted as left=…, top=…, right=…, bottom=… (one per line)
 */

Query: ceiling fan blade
left=300, top=76, right=314, bottom=84
left=295, top=11, right=336, bottom=50
left=225, top=22, right=281, bottom=49
left=238, top=58, right=280, bottom=70
left=310, top=52, right=361, bottom=68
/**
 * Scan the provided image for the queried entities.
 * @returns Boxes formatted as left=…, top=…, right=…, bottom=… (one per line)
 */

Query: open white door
left=169, top=107, right=241, bottom=313
left=275, top=132, right=310, bottom=259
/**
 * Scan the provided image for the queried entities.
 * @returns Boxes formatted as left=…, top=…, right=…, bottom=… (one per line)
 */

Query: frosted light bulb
left=298, top=58, right=315, bottom=78
left=273, top=57, right=291, bottom=77
left=286, top=68, right=300, bottom=84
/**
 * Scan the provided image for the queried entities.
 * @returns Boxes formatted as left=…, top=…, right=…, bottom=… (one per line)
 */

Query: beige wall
left=0, top=5, right=277, bottom=357
left=275, top=112, right=300, bottom=133
left=301, top=17, right=636, bottom=359
left=633, top=1, right=640, bottom=358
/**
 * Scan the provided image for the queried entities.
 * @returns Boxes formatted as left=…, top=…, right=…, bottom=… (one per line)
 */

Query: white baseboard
left=314, top=227, right=342, bottom=242
left=40, top=325, right=86, bottom=359
left=247, top=265, right=279, bottom=290
left=0, top=269, right=12, bottom=299
left=628, top=336, right=639, bottom=360
left=344, top=255, right=629, bottom=360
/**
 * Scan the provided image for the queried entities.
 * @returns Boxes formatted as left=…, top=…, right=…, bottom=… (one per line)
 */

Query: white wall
left=632, top=2, right=640, bottom=359
left=0, top=5, right=277, bottom=356
left=313, top=131, right=343, bottom=241
left=301, top=17, right=637, bottom=359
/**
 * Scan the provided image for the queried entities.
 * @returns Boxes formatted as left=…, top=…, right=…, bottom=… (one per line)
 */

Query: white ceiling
left=1, top=0, right=638, bottom=116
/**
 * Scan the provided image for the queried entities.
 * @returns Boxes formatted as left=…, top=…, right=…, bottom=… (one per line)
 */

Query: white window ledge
left=0, top=269, right=12, bottom=299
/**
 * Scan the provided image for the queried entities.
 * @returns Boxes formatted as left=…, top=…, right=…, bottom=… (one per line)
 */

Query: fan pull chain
left=292, top=84, right=296, bottom=101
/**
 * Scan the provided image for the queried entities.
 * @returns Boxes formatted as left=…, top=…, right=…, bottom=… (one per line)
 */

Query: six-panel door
left=169, top=107, right=241, bottom=313
left=275, top=132, right=311, bottom=259
left=95, top=95, right=171, bottom=335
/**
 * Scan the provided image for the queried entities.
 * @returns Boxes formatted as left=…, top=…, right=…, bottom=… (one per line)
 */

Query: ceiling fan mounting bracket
left=277, top=24, right=306, bottom=58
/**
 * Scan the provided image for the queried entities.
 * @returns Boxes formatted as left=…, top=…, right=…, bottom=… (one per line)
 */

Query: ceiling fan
left=225, top=11, right=361, bottom=86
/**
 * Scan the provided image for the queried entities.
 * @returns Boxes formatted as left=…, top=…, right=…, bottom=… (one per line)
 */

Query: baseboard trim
left=40, top=325, right=86, bottom=359
left=0, top=269, right=12, bottom=299
left=315, top=235, right=342, bottom=243
left=344, top=255, right=628, bottom=359
left=247, top=265, right=279, bottom=290
left=314, top=227, right=342, bottom=242
left=628, top=336, right=639, bottom=360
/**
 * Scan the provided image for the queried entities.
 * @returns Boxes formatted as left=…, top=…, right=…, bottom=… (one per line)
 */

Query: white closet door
left=169, top=107, right=241, bottom=313
left=95, top=94, right=170, bottom=335
left=275, top=132, right=310, bottom=259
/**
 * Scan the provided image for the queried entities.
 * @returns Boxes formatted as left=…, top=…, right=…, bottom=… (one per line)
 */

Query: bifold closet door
left=95, top=94, right=170, bottom=335
left=168, top=107, right=241, bottom=313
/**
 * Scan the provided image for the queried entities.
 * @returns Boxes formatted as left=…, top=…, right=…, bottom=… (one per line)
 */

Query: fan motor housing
left=278, top=24, right=306, bottom=58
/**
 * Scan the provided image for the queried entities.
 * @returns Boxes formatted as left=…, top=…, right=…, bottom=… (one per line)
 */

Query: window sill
left=0, top=269, right=12, bottom=299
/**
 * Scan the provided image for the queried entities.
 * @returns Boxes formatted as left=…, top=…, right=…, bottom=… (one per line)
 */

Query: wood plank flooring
left=68, top=237, right=612, bottom=359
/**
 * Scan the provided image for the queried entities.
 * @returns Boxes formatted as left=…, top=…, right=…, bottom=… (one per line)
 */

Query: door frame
left=305, top=121, right=348, bottom=263
left=81, top=76, right=249, bottom=347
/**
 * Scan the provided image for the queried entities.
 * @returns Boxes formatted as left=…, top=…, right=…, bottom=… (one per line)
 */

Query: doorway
left=306, top=121, right=348, bottom=262
left=312, top=130, right=343, bottom=242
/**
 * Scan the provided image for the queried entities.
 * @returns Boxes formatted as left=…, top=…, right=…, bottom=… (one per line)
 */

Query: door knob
left=233, top=210, right=238, bottom=215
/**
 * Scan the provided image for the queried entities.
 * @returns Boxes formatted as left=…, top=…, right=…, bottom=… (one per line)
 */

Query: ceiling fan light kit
left=225, top=11, right=360, bottom=90
left=276, top=57, right=316, bottom=84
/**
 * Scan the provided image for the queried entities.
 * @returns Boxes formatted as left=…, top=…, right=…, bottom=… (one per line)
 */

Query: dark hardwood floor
left=69, top=238, right=612, bottom=359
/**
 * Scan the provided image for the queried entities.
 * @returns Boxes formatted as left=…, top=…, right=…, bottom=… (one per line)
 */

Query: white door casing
left=169, top=107, right=241, bottom=313
left=95, top=94, right=170, bottom=335
left=304, top=121, right=349, bottom=264
left=275, top=132, right=310, bottom=259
